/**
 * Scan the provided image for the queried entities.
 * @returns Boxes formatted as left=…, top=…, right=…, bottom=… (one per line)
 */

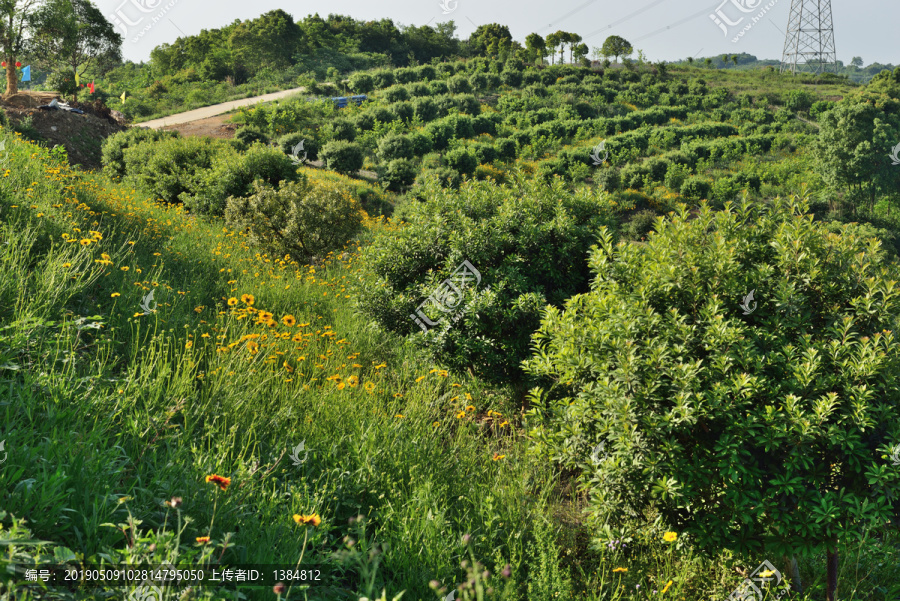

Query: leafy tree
left=468, top=23, right=512, bottom=58
left=319, top=140, right=363, bottom=174
left=567, top=32, right=582, bottom=64
left=229, top=9, right=301, bottom=75
left=523, top=195, right=900, bottom=598
left=814, top=99, right=900, bottom=215
left=600, top=35, right=632, bottom=63
left=1, top=0, right=43, bottom=95
left=850, top=56, right=863, bottom=69
left=545, top=31, right=562, bottom=65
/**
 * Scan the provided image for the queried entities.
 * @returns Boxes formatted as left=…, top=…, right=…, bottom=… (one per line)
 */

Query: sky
left=97, top=0, right=897, bottom=68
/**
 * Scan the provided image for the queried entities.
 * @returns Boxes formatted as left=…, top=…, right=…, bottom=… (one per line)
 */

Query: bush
left=372, top=70, right=395, bottom=88
left=409, top=131, right=433, bottom=156
left=413, top=97, right=439, bottom=122
left=182, top=143, right=300, bottom=216
left=472, top=113, right=500, bottom=136
left=122, top=136, right=222, bottom=205
left=680, top=175, right=712, bottom=200
left=325, top=119, right=357, bottom=142
left=224, top=175, right=363, bottom=262
left=469, top=142, right=498, bottom=165
left=381, top=158, right=417, bottom=192
left=348, top=72, right=375, bottom=93
left=783, top=88, right=813, bottom=112
left=522, top=195, right=900, bottom=566
left=414, top=166, right=462, bottom=190
left=501, top=69, right=522, bottom=88
left=382, top=85, right=410, bottom=103
left=593, top=167, right=620, bottom=192
left=377, top=133, right=414, bottom=162
left=494, top=138, right=517, bottom=161
left=102, top=128, right=180, bottom=181
left=444, top=147, right=477, bottom=176
left=620, top=209, right=658, bottom=241
left=424, top=120, right=455, bottom=151
left=391, top=101, right=415, bottom=123
left=319, top=140, right=364, bottom=174
left=408, top=83, right=431, bottom=98
left=454, top=94, right=481, bottom=116
left=469, top=72, right=488, bottom=92
left=429, top=80, right=449, bottom=96
left=448, top=75, right=472, bottom=94
left=277, top=132, right=319, bottom=162
left=357, top=174, right=615, bottom=383
left=368, top=106, right=395, bottom=126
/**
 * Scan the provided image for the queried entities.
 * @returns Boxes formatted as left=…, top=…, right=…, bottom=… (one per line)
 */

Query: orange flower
left=196, top=536, right=210, bottom=543
left=293, top=513, right=321, bottom=527
left=205, top=474, right=231, bottom=491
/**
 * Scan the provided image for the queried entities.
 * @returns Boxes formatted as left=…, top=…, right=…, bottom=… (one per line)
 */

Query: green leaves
left=524, top=193, right=900, bottom=559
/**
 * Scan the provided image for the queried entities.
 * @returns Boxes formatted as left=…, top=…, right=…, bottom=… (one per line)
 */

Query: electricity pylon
left=780, top=0, right=838, bottom=75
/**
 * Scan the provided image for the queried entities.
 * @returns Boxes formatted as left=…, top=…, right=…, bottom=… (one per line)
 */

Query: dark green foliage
left=454, top=94, right=481, bottom=116
left=224, top=175, right=363, bottom=262
left=469, top=72, right=488, bottom=93
left=319, top=140, right=364, bottom=174
left=593, top=166, right=620, bottom=192
left=377, top=133, right=414, bottom=162
left=424, top=119, right=455, bottom=151
left=501, top=69, right=522, bottom=88
left=382, top=85, right=410, bottom=103
left=381, top=158, right=417, bottom=192
left=448, top=75, right=472, bottom=94
left=368, top=106, right=395, bottom=125
left=348, top=72, right=375, bottom=93
left=182, top=143, right=299, bottom=216
left=619, top=209, right=658, bottom=241
left=445, top=114, right=475, bottom=139
left=391, top=101, right=415, bottom=123
left=783, top=89, right=813, bottom=112
left=408, top=83, right=431, bottom=97
left=416, top=65, right=436, bottom=81
left=121, top=136, right=222, bottom=205
left=277, top=132, right=319, bottom=161
left=413, top=97, right=439, bottom=122
left=523, top=196, right=900, bottom=560
left=372, top=69, right=395, bottom=88
left=409, top=132, right=433, bottom=156
left=494, top=138, right=517, bottom=161
left=429, top=80, right=449, bottom=95
left=414, top=167, right=462, bottom=190
left=680, top=175, right=712, bottom=199
left=810, top=100, right=835, bottom=121
left=445, top=147, right=477, bottom=175
left=469, top=143, right=497, bottom=165
left=326, top=118, right=357, bottom=142
left=101, top=128, right=180, bottom=181
left=357, top=173, right=614, bottom=384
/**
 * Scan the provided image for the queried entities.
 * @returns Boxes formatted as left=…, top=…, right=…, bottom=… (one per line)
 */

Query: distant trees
left=229, top=9, right=300, bottom=73
left=0, top=0, right=43, bottom=95
left=524, top=32, right=546, bottom=65
left=600, top=35, right=633, bottom=63
left=28, top=0, right=122, bottom=99
left=467, top=23, right=512, bottom=58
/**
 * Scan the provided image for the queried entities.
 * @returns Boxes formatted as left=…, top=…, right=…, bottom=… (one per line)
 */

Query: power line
left=541, top=0, right=603, bottom=34
left=582, top=0, right=670, bottom=43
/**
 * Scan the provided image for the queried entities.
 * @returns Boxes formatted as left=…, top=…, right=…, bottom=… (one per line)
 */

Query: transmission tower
left=780, top=0, right=838, bottom=75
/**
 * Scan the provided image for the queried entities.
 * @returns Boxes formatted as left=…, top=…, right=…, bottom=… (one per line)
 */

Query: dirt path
left=138, top=86, right=306, bottom=129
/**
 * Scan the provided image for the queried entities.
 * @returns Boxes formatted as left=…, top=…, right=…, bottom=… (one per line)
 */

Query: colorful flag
left=20, top=65, right=30, bottom=81
left=75, top=71, right=79, bottom=86
left=121, top=91, right=126, bottom=105
left=88, top=81, right=95, bottom=94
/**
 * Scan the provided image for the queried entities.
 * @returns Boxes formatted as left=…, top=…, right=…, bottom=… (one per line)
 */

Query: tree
left=704, top=57, right=713, bottom=69
left=545, top=31, right=561, bottom=65
left=573, top=42, right=589, bottom=65
left=29, top=0, right=121, bottom=99
left=732, top=55, right=738, bottom=67
left=525, top=32, right=546, bottom=65
left=850, top=56, right=863, bottom=69
left=567, top=32, right=582, bottom=64
left=0, top=0, right=43, bottom=95
left=686, top=56, right=694, bottom=64
left=229, top=9, right=301, bottom=75
left=600, top=35, right=632, bottom=63
left=467, top=23, right=511, bottom=58
left=523, top=195, right=900, bottom=600
left=814, top=99, right=900, bottom=215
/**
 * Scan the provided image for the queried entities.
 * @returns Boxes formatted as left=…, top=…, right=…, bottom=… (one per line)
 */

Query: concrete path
left=138, top=86, right=306, bottom=129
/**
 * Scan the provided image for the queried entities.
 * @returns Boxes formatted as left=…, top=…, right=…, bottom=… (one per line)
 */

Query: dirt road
left=138, top=86, right=306, bottom=130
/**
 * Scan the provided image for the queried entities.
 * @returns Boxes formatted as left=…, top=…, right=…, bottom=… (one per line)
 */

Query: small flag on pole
left=88, top=81, right=95, bottom=94
left=121, top=91, right=126, bottom=105
left=75, top=71, right=79, bottom=86
left=20, top=65, right=30, bottom=81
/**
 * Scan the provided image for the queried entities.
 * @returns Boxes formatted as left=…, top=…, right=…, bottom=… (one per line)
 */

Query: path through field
left=137, top=86, right=306, bottom=129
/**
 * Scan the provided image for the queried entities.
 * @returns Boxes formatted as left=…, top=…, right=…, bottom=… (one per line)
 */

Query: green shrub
left=319, top=140, right=364, bottom=174
left=680, top=175, right=712, bottom=200
left=416, top=65, right=436, bottom=81
left=368, top=106, right=395, bottom=125
left=494, top=138, right=517, bottom=161
left=277, top=132, right=319, bottom=162
left=408, top=83, right=431, bottom=98
left=448, top=75, right=472, bottom=94
left=429, top=80, right=449, bottom=96
left=224, top=175, right=363, bottom=262
left=413, top=97, right=439, bottom=122
left=391, top=101, right=415, bottom=123
left=409, top=132, right=433, bottom=156
left=593, top=167, right=620, bottom=192
left=326, top=118, right=357, bottom=142
left=501, top=69, right=522, bottom=88
left=234, top=126, right=269, bottom=147
left=357, top=173, right=615, bottom=383
left=382, top=85, right=410, bottom=103
left=783, top=89, right=813, bottom=112
left=454, top=94, right=481, bottom=116
left=413, top=166, right=462, bottom=190
left=424, top=120, right=455, bottom=151
left=377, top=133, right=414, bottom=163
left=102, top=128, right=180, bottom=181
left=372, top=70, right=395, bottom=88
left=348, top=72, right=375, bottom=93
left=522, top=195, right=900, bottom=566
left=122, top=136, right=222, bottom=204
left=620, top=209, right=659, bottom=241
left=380, top=158, right=417, bottom=192
left=469, top=72, right=488, bottom=93
left=445, top=147, right=477, bottom=176
left=182, top=143, right=299, bottom=216
left=469, top=142, right=497, bottom=165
